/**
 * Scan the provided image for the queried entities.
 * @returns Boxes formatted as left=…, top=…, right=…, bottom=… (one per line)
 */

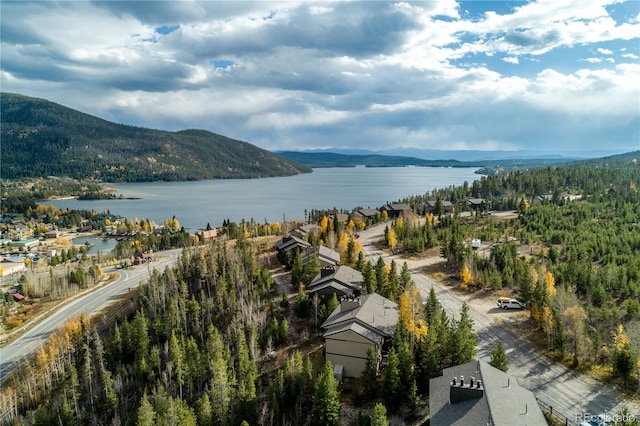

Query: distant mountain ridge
left=0, top=93, right=311, bottom=182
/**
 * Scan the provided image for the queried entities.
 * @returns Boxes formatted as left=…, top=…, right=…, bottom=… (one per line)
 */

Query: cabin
left=274, top=235, right=311, bottom=264
left=321, top=293, right=398, bottom=379
left=424, top=200, right=454, bottom=214
left=380, top=203, right=412, bottom=218
left=196, top=229, right=218, bottom=242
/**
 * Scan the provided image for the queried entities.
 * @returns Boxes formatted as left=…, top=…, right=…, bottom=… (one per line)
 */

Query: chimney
left=321, top=266, right=336, bottom=277
left=340, top=294, right=360, bottom=311
left=450, top=374, right=484, bottom=404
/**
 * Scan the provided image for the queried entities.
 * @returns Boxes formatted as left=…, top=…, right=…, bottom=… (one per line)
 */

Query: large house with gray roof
left=321, top=293, right=398, bottom=379
left=429, top=360, right=546, bottom=426
left=274, top=235, right=311, bottom=263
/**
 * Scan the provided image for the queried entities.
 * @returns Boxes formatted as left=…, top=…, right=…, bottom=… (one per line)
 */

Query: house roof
left=323, top=321, right=383, bottom=344
left=381, top=203, right=411, bottom=212
left=354, top=208, right=379, bottom=218
left=294, top=224, right=321, bottom=237
left=274, top=235, right=311, bottom=252
left=467, top=198, right=485, bottom=205
left=309, top=265, right=363, bottom=292
left=301, top=245, right=341, bottom=266
left=321, top=293, right=398, bottom=338
left=429, top=360, right=546, bottom=426
left=425, top=200, right=454, bottom=207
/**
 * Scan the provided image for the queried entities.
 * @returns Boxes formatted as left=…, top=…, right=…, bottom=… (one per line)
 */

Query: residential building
left=291, top=224, right=321, bottom=240
left=274, top=235, right=311, bottom=263
left=301, top=245, right=341, bottom=268
left=321, top=293, right=398, bottom=379
left=353, top=208, right=379, bottom=221
left=467, top=198, right=486, bottom=210
left=380, top=203, right=412, bottom=218
left=308, top=265, right=363, bottom=299
left=429, top=360, right=547, bottom=426
left=424, top=200, right=454, bottom=214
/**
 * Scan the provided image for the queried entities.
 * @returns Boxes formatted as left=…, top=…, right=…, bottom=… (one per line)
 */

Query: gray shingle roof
left=309, top=265, right=363, bottom=292
left=429, top=360, right=547, bottom=426
left=321, top=293, right=398, bottom=338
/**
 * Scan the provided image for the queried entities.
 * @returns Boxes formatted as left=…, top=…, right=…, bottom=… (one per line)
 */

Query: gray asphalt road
left=0, top=249, right=182, bottom=384
left=357, top=223, right=637, bottom=424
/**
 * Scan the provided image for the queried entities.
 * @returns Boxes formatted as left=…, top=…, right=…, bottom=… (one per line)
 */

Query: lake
left=71, top=236, right=119, bottom=254
left=42, top=167, right=480, bottom=231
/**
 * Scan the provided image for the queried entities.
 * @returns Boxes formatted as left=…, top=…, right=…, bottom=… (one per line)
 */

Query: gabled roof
left=354, top=208, right=379, bottom=218
left=467, top=197, right=485, bottom=205
left=381, top=203, right=411, bottom=212
left=425, top=200, right=454, bottom=207
left=321, top=293, right=398, bottom=338
left=429, top=360, right=546, bottom=426
left=293, top=224, right=321, bottom=238
left=323, top=321, right=383, bottom=345
left=309, top=265, right=363, bottom=292
left=274, top=235, right=311, bottom=252
left=301, top=245, right=341, bottom=266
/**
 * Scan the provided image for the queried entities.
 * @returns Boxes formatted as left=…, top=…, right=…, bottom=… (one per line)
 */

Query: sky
left=1, top=0, right=639, bottom=155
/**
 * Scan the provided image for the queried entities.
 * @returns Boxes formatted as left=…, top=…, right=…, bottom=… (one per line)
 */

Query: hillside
left=277, top=150, right=575, bottom=173
left=0, top=93, right=311, bottom=182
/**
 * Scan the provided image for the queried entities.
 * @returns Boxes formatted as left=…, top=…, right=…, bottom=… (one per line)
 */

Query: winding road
left=358, top=222, right=637, bottom=425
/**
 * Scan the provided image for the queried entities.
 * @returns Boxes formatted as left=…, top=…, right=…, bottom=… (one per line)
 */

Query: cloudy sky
left=2, top=1, right=639, bottom=155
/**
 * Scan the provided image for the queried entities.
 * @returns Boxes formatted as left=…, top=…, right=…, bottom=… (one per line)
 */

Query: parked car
left=496, top=297, right=525, bottom=309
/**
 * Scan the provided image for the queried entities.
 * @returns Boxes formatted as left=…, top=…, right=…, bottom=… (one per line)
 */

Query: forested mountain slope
left=0, top=93, right=311, bottom=182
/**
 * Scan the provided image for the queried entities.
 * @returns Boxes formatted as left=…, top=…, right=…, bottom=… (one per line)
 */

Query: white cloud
left=1, top=0, right=638, bottom=154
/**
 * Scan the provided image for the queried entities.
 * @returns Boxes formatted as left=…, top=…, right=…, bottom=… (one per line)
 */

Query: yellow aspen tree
left=320, top=216, right=329, bottom=235
left=338, top=233, right=349, bottom=258
left=426, top=212, right=434, bottom=225
left=381, top=210, right=389, bottom=221
left=542, top=306, right=554, bottom=344
left=460, top=264, right=473, bottom=286
left=398, top=284, right=428, bottom=344
left=171, top=216, right=180, bottom=230
left=544, top=271, right=556, bottom=299
left=396, top=216, right=404, bottom=231
left=387, top=228, right=397, bottom=250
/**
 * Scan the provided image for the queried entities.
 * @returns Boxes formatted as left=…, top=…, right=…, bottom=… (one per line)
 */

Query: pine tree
left=360, top=345, right=379, bottom=400
left=312, top=361, right=341, bottom=426
left=370, top=403, right=390, bottom=426
left=381, top=348, right=401, bottom=409
left=136, top=393, right=155, bottom=426
left=489, top=342, right=509, bottom=372
left=451, top=302, right=477, bottom=365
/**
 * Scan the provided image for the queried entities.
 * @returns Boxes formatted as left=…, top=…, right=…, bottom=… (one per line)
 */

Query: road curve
left=0, top=249, right=182, bottom=384
left=357, top=223, right=636, bottom=424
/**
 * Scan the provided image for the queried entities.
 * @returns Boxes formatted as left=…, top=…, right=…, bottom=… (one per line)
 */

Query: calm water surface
left=44, top=167, right=480, bottom=230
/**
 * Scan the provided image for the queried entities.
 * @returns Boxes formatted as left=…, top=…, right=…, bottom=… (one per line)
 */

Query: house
left=429, top=360, right=546, bottom=426
left=467, top=198, right=486, bottom=211
left=424, top=200, right=454, bottom=214
left=274, top=235, right=311, bottom=263
left=353, top=208, right=379, bottom=221
left=12, top=293, right=25, bottom=303
left=301, top=245, right=341, bottom=268
left=380, top=203, right=412, bottom=218
left=291, top=224, right=321, bottom=240
left=321, top=293, right=398, bottom=378
left=43, top=230, right=62, bottom=239
left=196, top=229, right=218, bottom=242
left=308, top=265, right=364, bottom=299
